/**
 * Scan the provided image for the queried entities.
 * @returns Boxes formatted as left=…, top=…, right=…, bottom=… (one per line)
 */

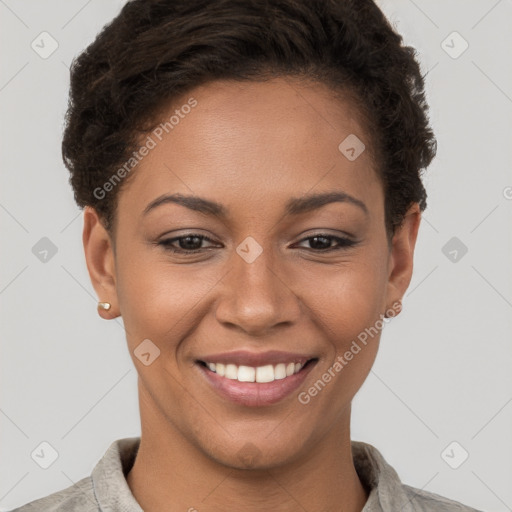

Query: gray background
left=1, top=0, right=511, bottom=510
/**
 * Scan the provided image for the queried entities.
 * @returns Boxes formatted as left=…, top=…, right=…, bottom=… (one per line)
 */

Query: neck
left=126, top=386, right=368, bottom=512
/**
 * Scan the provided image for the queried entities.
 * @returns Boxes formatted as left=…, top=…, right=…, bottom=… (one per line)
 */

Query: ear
left=82, top=206, right=119, bottom=319
left=385, top=203, right=422, bottom=311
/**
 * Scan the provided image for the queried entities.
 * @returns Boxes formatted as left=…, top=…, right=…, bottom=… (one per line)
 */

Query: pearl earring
left=98, top=302, right=112, bottom=311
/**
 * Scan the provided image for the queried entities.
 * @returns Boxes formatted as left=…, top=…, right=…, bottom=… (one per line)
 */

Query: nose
left=214, top=243, right=302, bottom=336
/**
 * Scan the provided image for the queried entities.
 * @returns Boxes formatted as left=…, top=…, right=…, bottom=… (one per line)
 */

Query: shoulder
left=10, top=437, right=141, bottom=512
left=9, top=476, right=99, bottom=512
left=401, top=484, right=483, bottom=511
left=351, top=441, right=482, bottom=512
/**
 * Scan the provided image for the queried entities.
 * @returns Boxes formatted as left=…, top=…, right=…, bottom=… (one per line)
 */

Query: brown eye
left=158, top=234, right=218, bottom=254
left=295, top=234, right=357, bottom=252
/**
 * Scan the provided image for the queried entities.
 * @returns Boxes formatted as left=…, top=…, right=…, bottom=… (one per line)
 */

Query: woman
left=13, top=0, right=481, bottom=510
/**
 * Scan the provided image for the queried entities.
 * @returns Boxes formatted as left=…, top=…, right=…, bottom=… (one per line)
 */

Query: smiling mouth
left=197, top=358, right=318, bottom=384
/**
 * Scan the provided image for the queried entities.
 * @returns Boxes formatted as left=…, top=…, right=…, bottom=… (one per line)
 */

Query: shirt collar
left=352, top=440, right=418, bottom=511
left=92, top=437, right=143, bottom=512
left=92, top=437, right=412, bottom=511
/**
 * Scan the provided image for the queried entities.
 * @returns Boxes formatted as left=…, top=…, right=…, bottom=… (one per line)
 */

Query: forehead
left=117, top=77, right=383, bottom=220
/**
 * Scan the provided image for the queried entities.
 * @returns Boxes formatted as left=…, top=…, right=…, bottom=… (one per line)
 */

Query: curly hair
left=62, top=0, right=437, bottom=240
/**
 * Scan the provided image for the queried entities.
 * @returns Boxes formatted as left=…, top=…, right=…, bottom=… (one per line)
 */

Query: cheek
left=298, top=254, right=388, bottom=337
left=296, top=253, right=387, bottom=384
left=115, top=245, right=220, bottom=352
left=294, top=262, right=387, bottom=411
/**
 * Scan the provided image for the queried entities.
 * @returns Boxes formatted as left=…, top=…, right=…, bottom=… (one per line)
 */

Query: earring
left=98, top=302, right=112, bottom=311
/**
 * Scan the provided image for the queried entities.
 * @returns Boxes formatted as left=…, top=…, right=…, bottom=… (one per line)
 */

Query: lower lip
left=197, top=361, right=316, bottom=407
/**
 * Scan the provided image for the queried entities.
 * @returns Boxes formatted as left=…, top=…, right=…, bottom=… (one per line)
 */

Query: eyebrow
left=143, top=191, right=368, bottom=218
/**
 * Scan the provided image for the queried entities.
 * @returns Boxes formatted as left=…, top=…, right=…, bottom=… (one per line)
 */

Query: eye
left=158, top=234, right=219, bottom=254
left=157, top=232, right=358, bottom=256
left=294, top=234, right=358, bottom=252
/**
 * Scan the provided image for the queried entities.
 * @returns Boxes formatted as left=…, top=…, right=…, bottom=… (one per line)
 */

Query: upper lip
left=197, top=350, right=316, bottom=367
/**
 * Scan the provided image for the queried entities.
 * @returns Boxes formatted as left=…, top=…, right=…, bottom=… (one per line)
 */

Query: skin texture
left=83, top=77, right=421, bottom=512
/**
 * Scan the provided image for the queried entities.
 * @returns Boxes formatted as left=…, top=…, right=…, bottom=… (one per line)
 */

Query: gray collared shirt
left=12, top=437, right=482, bottom=511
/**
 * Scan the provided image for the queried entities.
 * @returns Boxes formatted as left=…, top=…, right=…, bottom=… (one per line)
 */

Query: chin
left=197, top=427, right=314, bottom=471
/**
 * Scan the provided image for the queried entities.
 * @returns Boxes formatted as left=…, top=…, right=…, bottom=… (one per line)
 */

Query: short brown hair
left=62, top=0, right=437, bottom=239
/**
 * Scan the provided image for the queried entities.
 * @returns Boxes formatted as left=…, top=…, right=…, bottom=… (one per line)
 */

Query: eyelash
left=157, top=233, right=357, bottom=254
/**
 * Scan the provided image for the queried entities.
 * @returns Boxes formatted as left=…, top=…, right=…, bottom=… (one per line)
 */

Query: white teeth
left=256, top=364, right=275, bottom=383
left=204, top=360, right=306, bottom=382
left=225, top=364, right=238, bottom=379
left=216, top=363, right=225, bottom=377
left=237, top=365, right=256, bottom=382
left=274, top=363, right=287, bottom=380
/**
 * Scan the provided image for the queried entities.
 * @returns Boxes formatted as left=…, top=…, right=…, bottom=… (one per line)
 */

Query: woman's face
left=85, top=77, right=419, bottom=469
